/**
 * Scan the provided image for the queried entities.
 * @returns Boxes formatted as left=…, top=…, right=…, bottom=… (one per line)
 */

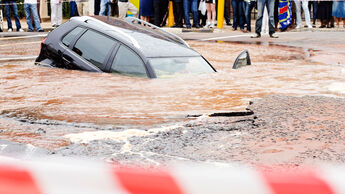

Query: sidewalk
left=1, top=17, right=345, bottom=34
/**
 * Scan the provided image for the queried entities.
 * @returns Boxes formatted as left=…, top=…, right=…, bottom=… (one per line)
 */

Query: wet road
left=1, top=32, right=345, bottom=165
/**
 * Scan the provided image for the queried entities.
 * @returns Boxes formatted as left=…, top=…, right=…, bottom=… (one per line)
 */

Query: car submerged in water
left=36, top=16, right=250, bottom=78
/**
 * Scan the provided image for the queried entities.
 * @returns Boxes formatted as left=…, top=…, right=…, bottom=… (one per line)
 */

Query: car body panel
left=35, top=16, right=216, bottom=78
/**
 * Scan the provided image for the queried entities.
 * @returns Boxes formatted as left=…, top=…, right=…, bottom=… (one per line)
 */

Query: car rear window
left=72, top=30, right=116, bottom=69
left=62, top=27, right=84, bottom=47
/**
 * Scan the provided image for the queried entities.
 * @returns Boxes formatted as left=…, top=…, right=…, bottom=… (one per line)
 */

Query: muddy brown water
left=1, top=37, right=345, bottom=149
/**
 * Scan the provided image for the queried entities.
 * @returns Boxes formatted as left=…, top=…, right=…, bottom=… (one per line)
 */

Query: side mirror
left=232, top=50, right=251, bottom=69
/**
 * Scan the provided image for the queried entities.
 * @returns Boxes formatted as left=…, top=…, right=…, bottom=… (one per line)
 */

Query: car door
left=106, top=44, right=153, bottom=78
left=62, top=29, right=118, bottom=72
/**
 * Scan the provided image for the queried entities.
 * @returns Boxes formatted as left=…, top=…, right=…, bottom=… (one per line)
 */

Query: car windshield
left=149, top=57, right=215, bottom=78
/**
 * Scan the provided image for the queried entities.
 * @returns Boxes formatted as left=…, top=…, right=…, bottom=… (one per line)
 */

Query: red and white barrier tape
left=1, top=159, right=345, bottom=194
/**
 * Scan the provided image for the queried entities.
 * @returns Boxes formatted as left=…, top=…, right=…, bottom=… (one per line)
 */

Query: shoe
left=251, top=33, right=261, bottom=38
left=296, top=25, right=301, bottom=29
left=28, top=29, right=34, bottom=32
left=8, top=28, right=13, bottom=32
left=304, top=25, right=308, bottom=28
left=269, top=33, right=279, bottom=38
left=319, top=25, right=326, bottom=28
left=0, top=28, right=2, bottom=32
left=186, top=26, right=191, bottom=29
left=52, top=24, right=57, bottom=28
left=240, top=28, right=248, bottom=33
left=204, top=22, right=211, bottom=28
left=172, top=24, right=182, bottom=28
left=307, top=25, right=313, bottom=29
left=232, top=27, right=237, bottom=31
left=38, top=29, right=44, bottom=32
left=226, top=22, right=232, bottom=26
left=18, top=28, right=24, bottom=32
left=192, top=24, right=201, bottom=28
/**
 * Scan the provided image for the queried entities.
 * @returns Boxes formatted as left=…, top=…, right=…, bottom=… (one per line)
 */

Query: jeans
left=70, top=1, right=78, bottom=17
left=232, top=0, right=245, bottom=29
left=24, top=4, right=42, bottom=31
left=245, top=1, right=255, bottom=31
left=294, top=0, right=311, bottom=27
left=100, top=0, right=111, bottom=16
left=4, top=1, right=21, bottom=30
left=308, top=1, right=317, bottom=23
left=183, top=0, right=199, bottom=27
left=255, top=0, right=275, bottom=35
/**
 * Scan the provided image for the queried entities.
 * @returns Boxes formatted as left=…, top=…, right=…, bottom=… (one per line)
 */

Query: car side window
left=72, top=30, right=116, bottom=69
left=62, top=27, right=84, bottom=47
left=111, top=45, right=147, bottom=77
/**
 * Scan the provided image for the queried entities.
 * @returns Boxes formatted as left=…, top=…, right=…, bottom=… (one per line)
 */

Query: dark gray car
left=35, top=16, right=217, bottom=78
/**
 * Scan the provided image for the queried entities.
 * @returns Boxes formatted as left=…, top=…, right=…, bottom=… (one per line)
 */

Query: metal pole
left=217, top=0, right=225, bottom=28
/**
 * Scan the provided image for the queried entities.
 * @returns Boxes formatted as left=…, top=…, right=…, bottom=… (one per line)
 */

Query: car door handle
left=62, top=55, right=72, bottom=64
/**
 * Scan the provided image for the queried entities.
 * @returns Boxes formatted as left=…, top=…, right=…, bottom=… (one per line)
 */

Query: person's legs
left=70, top=1, right=77, bottom=16
left=51, top=3, right=57, bottom=26
left=294, top=0, right=301, bottom=27
left=245, top=1, right=254, bottom=31
left=238, top=0, right=245, bottom=29
left=255, top=0, right=265, bottom=35
left=31, top=4, right=42, bottom=31
left=232, top=0, right=238, bottom=29
left=83, top=2, right=90, bottom=15
left=4, top=3, right=13, bottom=30
left=266, top=0, right=276, bottom=35
left=57, top=3, right=62, bottom=25
left=153, top=0, right=161, bottom=26
left=100, top=0, right=107, bottom=15
left=302, top=0, right=311, bottom=27
left=127, top=2, right=138, bottom=17
left=312, top=1, right=317, bottom=24
left=118, top=2, right=127, bottom=19
left=191, top=0, right=199, bottom=26
left=211, top=3, right=216, bottom=23
left=224, top=0, right=231, bottom=24
left=24, top=4, right=34, bottom=31
left=206, top=3, right=211, bottom=24
left=183, top=0, right=191, bottom=27
left=11, top=2, right=21, bottom=30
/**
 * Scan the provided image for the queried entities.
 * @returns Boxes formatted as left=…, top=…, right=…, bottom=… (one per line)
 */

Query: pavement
left=1, top=17, right=345, bottom=35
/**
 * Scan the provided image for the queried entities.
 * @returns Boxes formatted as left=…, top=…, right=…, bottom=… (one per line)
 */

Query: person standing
left=3, top=0, right=23, bottom=31
left=51, top=0, right=62, bottom=27
left=332, top=0, right=345, bottom=28
left=118, top=0, right=138, bottom=19
left=232, top=0, right=245, bottom=31
left=172, top=0, right=184, bottom=27
left=294, top=0, right=312, bottom=28
left=153, top=0, right=168, bottom=26
left=100, top=0, right=111, bottom=16
left=204, top=0, right=216, bottom=28
left=183, top=0, right=200, bottom=28
left=251, top=0, right=278, bottom=38
left=78, top=0, right=89, bottom=16
left=24, top=0, right=44, bottom=31
left=224, top=0, right=232, bottom=25
left=317, top=1, right=333, bottom=28
left=244, top=0, right=255, bottom=32
left=140, top=0, right=153, bottom=22
left=70, top=0, right=79, bottom=17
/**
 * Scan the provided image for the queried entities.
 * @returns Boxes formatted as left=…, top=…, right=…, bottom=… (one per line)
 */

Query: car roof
left=70, top=16, right=201, bottom=58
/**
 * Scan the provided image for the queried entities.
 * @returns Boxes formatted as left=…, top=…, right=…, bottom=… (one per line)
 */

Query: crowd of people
left=0, top=0, right=344, bottom=34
